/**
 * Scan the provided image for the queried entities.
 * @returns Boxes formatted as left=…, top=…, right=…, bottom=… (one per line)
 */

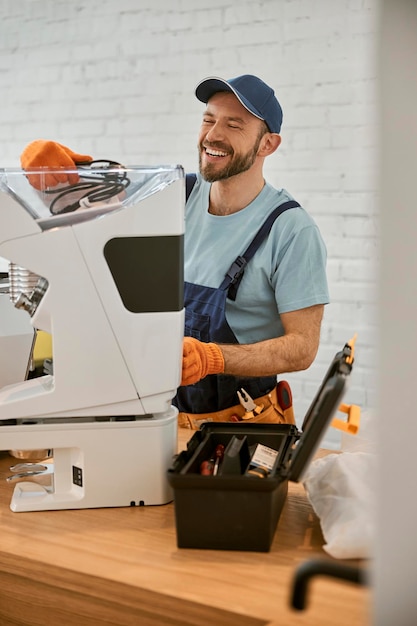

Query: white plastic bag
left=303, top=451, right=375, bottom=559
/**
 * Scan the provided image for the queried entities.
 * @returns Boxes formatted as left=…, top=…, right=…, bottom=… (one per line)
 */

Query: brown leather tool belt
left=178, top=384, right=295, bottom=430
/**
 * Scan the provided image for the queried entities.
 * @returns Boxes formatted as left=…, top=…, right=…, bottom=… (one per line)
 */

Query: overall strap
left=220, top=200, right=301, bottom=301
left=185, top=173, right=197, bottom=201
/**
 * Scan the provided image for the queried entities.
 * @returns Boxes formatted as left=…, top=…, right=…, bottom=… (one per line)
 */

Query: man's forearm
left=219, top=304, right=324, bottom=377
left=219, top=333, right=318, bottom=378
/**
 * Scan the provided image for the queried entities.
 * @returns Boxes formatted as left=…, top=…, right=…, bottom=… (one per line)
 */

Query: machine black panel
left=104, top=235, right=184, bottom=313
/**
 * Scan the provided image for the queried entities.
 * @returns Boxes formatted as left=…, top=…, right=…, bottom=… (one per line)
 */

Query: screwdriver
left=200, top=444, right=225, bottom=476
left=212, top=444, right=225, bottom=476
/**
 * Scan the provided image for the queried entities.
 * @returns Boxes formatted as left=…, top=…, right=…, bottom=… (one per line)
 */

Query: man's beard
left=198, top=133, right=263, bottom=183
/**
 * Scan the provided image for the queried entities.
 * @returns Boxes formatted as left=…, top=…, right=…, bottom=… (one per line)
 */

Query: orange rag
left=20, top=140, right=93, bottom=190
left=181, top=337, right=225, bottom=386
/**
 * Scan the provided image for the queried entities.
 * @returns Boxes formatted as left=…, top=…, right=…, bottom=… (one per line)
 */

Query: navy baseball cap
left=195, top=74, right=283, bottom=133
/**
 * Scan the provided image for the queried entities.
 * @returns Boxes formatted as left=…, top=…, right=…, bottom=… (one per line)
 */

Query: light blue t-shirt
left=184, top=174, right=329, bottom=344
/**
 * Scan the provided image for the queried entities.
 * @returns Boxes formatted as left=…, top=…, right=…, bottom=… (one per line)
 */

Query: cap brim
left=195, top=76, right=264, bottom=122
left=195, top=77, right=233, bottom=103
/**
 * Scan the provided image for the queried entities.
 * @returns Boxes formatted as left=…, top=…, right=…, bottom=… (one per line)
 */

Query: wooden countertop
left=0, top=429, right=370, bottom=626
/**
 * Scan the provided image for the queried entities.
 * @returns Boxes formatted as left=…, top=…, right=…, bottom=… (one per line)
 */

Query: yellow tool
left=331, top=402, right=361, bottom=434
left=331, top=334, right=361, bottom=434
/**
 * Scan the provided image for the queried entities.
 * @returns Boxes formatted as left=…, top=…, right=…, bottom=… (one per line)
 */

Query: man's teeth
left=205, top=148, right=228, bottom=157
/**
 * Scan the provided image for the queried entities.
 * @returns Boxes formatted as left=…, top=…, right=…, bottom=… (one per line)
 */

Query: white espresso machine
left=0, top=163, right=185, bottom=512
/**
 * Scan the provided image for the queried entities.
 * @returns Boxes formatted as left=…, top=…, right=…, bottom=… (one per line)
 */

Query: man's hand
left=181, top=337, right=225, bottom=386
left=20, top=140, right=93, bottom=190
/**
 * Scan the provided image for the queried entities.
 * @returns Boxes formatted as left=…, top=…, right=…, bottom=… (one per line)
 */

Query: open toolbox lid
left=286, top=336, right=356, bottom=483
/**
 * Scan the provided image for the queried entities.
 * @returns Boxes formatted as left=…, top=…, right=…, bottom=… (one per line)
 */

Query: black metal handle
left=290, top=558, right=367, bottom=611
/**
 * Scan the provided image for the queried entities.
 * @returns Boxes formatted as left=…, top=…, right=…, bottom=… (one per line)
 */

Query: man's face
left=198, top=92, right=268, bottom=182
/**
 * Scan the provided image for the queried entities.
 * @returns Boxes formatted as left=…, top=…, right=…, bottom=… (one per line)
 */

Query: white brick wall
left=0, top=0, right=378, bottom=447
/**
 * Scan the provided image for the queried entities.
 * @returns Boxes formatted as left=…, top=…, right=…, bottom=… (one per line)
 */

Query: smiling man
left=19, top=74, right=329, bottom=428
left=175, top=75, right=329, bottom=426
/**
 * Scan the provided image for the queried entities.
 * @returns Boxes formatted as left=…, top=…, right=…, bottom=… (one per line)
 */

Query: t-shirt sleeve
left=272, top=223, right=330, bottom=313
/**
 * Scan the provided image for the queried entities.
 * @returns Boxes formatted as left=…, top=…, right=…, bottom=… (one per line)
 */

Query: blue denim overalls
left=174, top=174, right=300, bottom=414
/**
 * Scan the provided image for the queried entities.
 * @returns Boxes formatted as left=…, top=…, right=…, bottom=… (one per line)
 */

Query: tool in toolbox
left=199, top=443, right=225, bottom=476
left=213, top=444, right=225, bottom=475
left=237, top=388, right=264, bottom=418
left=200, top=459, right=215, bottom=476
left=245, top=443, right=279, bottom=478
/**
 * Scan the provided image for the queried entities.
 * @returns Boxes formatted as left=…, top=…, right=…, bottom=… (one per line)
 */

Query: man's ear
left=258, top=133, right=281, bottom=157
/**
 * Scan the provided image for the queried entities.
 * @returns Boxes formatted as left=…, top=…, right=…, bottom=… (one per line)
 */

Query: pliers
left=237, top=388, right=264, bottom=419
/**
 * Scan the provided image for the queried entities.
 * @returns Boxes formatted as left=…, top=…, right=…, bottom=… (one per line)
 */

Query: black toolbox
left=168, top=339, right=356, bottom=552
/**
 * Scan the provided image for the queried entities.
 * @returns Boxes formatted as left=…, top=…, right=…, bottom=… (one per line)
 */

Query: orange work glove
left=181, top=337, right=225, bottom=386
left=20, top=140, right=93, bottom=190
